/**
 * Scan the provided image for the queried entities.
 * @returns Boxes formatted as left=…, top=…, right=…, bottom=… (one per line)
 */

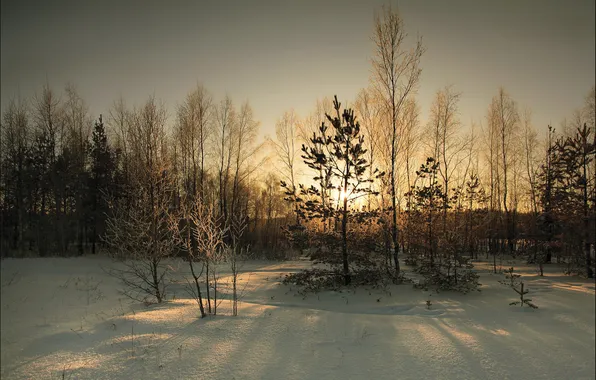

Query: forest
left=1, top=6, right=594, bottom=297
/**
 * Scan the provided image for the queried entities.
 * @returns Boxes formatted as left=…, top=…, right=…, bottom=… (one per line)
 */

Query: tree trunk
left=189, top=259, right=206, bottom=318
left=205, top=261, right=212, bottom=314
left=391, top=174, right=400, bottom=276
left=151, top=257, right=162, bottom=303
left=341, top=194, right=350, bottom=285
left=582, top=127, right=593, bottom=278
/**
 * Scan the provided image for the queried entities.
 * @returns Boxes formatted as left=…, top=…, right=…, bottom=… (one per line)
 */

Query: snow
left=1, top=256, right=594, bottom=380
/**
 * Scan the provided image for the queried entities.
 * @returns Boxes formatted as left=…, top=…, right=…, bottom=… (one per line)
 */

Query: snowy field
left=1, top=256, right=594, bottom=380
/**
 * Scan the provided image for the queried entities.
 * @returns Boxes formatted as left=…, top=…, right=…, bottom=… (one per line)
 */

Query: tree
left=215, top=96, right=236, bottom=224
left=263, top=172, right=287, bottom=251
left=297, top=95, right=381, bottom=285
left=371, top=4, right=424, bottom=276
left=354, top=89, right=382, bottom=211
left=547, top=125, right=595, bottom=278
left=0, top=98, right=31, bottom=255
left=406, top=158, right=480, bottom=293
left=537, top=125, right=557, bottom=273
left=104, top=171, right=175, bottom=303
left=407, top=157, right=443, bottom=266
left=522, top=108, right=539, bottom=216
left=487, top=87, right=520, bottom=255
left=173, top=199, right=226, bottom=317
left=400, top=98, right=422, bottom=212
left=231, top=101, right=260, bottom=218
left=62, top=84, right=91, bottom=255
left=297, top=97, right=335, bottom=232
left=108, top=97, right=132, bottom=185
left=104, top=96, right=173, bottom=303
left=32, top=83, right=64, bottom=255
left=462, top=173, right=488, bottom=259
left=89, top=114, right=117, bottom=254
left=509, top=281, right=538, bottom=309
left=229, top=213, right=248, bottom=316
left=175, top=85, right=213, bottom=203
left=274, top=109, right=301, bottom=224
left=519, top=108, right=544, bottom=266
left=426, top=86, right=464, bottom=241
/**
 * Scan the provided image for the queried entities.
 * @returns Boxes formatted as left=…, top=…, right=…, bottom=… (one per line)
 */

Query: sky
left=1, top=0, right=595, bottom=141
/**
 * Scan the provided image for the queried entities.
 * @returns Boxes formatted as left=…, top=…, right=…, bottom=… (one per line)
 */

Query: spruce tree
left=89, top=115, right=116, bottom=254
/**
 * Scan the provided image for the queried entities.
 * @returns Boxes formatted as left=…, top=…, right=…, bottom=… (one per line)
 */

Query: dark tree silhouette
left=89, top=114, right=117, bottom=254
left=291, top=95, right=382, bottom=285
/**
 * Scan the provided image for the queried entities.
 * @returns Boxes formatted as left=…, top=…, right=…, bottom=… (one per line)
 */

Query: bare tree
left=425, top=86, right=465, bottom=239
left=488, top=88, right=520, bottom=255
left=104, top=171, right=175, bottom=304
left=175, top=85, right=213, bottom=203
left=104, top=96, right=173, bottom=304
left=273, top=109, right=301, bottom=223
left=229, top=213, right=247, bottom=316
left=354, top=88, right=382, bottom=211
left=62, top=84, right=91, bottom=255
left=170, top=201, right=202, bottom=317
left=108, top=97, right=132, bottom=180
left=371, top=4, right=424, bottom=276
left=32, top=83, right=64, bottom=255
left=33, top=84, right=63, bottom=161
left=400, top=98, right=422, bottom=208
left=522, top=108, right=539, bottom=215
left=215, top=96, right=236, bottom=223
left=192, top=201, right=226, bottom=315
left=395, top=98, right=422, bottom=258
left=231, top=101, right=260, bottom=217
left=481, top=115, right=499, bottom=267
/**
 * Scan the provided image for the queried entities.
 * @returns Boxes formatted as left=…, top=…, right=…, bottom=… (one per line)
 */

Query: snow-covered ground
left=1, top=256, right=594, bottom=380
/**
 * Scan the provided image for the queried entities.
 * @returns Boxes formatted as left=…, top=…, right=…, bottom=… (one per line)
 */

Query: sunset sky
left=1, top=0, right=594, bottom=139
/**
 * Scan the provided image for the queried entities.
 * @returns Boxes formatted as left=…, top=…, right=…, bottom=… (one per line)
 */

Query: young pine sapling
left=509, top=281, right=538, bottom=309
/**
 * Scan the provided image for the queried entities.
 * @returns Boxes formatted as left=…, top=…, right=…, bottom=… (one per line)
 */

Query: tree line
left=274, top=6, right=595, bottom=281
left=1, top=6, right=594, bottom=281
left=0, top=85, right=291, bottom=259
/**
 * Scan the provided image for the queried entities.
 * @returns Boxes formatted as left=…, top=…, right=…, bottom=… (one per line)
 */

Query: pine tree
left=539, top=124, right=595, bottom=277
left=537, top=125, right=557, bottom=272
left=291, top=95, right=382, bottom=285
left=509, top=281, right=538, bottom=309
left=407, top=157, right=443, bottom=266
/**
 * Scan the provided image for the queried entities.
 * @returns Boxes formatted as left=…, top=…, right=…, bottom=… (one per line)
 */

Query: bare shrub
left=103, top=174, right=175, bottom=304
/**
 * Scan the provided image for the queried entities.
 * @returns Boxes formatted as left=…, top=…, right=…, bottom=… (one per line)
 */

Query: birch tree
left=175, top=85, right=213, bottom=203
left=487, top=87, right=520, bottom=254
left=231, top=101, right=259, bottom=217
left=426, top=86, right=464, bottom=238
left=274, top=109, right=301, bottom=223
left=215, top=96, right=236, bottom=223
left=371, top=4, right=424, bottom=276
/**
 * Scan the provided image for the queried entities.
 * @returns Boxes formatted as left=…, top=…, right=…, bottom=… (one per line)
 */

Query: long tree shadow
left=4, top=259, right=594, bottom=379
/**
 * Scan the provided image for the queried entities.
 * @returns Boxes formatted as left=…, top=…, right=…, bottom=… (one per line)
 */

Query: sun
left=339, top=189, right=348, bottom=201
